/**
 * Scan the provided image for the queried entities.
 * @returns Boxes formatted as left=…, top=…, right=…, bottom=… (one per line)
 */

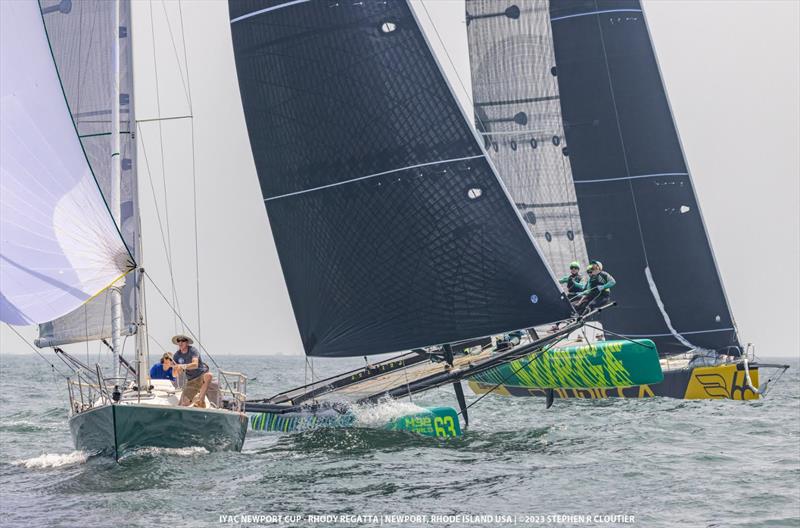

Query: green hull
left=469, top=339, right=663, bottom=390
left=249, top=406, right=462, bottom=438
left=70, top=404, right=248, bottom=459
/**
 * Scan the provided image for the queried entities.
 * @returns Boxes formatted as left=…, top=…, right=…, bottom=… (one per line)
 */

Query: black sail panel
left=549, top=0, right=739, bottom=354
left=230, top=0, right=571, bottom=357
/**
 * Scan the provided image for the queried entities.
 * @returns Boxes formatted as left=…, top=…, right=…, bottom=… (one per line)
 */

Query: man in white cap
left=171, top=334, right=212, bottom=407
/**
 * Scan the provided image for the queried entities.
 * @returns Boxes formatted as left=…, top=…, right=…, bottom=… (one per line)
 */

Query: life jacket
left=588, top=271, right=614, bottom=296
left=566, top=273, right=583, bottom=294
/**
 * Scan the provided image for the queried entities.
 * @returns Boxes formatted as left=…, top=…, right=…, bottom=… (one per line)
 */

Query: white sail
left=0, top=0, right=131, bottom=326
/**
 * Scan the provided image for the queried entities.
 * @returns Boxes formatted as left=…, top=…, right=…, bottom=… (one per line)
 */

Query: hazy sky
left=2, top=0, right=798, bottom=361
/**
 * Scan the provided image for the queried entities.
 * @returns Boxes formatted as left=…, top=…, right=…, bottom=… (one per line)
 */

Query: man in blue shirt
left=149, top=353, right=175, bottom=381
left=171, top=334, right=212, bottom=408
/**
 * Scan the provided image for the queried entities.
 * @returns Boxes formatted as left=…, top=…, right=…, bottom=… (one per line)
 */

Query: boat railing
left=65, top=364, right=136, bottom=416
left=218, top=370, right=247, bottom=413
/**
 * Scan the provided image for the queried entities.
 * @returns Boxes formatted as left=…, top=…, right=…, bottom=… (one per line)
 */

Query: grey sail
left=465, top=0, right=740, bottom=356
left=229, top=0, right=572, bottom=358
left=548, top=0, right=740, bottom=355
left=466, top=0, right=589, bottom=277
left=36, top=0, right=139, bottom=347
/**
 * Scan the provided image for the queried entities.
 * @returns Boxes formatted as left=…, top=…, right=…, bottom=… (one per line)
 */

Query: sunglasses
left=177, top=338, right=188, bottom=343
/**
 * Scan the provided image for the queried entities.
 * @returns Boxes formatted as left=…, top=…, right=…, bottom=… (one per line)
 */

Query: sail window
left=467, top=187, right=483, bottom=200
left=545, top=232, right=552, bottom=242
left=380, top=22, right=397, bottom=33
left=524, top=211, right=536, bottom=224
left=680, top=205, right=691, bottom=214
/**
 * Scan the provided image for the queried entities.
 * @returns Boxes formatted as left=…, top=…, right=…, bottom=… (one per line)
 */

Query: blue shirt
left=149, top=363, right=175, bottom=381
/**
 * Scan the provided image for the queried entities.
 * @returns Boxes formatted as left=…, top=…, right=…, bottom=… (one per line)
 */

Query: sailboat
left=462, top=0, right=789, bottom=400
left=226, top=0, right=664, bottom=435
left=1, top=0, right=247, bottom=459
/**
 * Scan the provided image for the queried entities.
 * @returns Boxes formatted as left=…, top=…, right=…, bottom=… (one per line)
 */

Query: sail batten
left=466, top=0, right=590, bottom=285
left=230, top=0, right=571, bottom=358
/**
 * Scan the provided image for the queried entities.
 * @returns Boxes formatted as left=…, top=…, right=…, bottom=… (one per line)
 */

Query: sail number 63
left=433, top=415, right=457, bottom=437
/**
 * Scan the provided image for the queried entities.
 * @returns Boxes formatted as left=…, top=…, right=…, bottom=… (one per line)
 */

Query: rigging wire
left=418, top=1, right=488, bottom=134
left=147, top=0, right=179, bottom=333
left=175, top=0, right=203, bottom=344
left=136, top=121, right=184, bottom=324
left=4, top=324, right=69, bottom=378
left=142, top=269, right=235, bottom=396
left=459, top=333, right=570, bottom=416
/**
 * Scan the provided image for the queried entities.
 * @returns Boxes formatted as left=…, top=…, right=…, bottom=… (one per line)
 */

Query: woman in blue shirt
left=149, top=353, right=176, bottom=381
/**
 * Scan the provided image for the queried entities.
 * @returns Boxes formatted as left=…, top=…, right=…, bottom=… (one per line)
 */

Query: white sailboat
left=1, top=0, right=247, bottom=460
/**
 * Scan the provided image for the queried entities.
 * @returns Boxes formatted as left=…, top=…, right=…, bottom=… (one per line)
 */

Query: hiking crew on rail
left=574, top=260, right=616, bottom=315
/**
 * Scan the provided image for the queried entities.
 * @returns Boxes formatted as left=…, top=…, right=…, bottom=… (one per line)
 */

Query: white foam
left=132, top=446, right=209, bottom=457
left=351, top=399, right=427, bottom=427
left=15, top=451, right=88, bottom=469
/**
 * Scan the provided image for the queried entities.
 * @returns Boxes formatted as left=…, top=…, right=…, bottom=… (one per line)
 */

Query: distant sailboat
left=1, top=0, right=247, bottom=459
left=463, top=0, right=789, bottom=400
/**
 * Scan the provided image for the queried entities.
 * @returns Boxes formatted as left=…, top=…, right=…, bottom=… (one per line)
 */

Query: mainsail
left=34, top=0, right=140, bottom=346
left=466, top=0, right=589, bottom=275
left=0, top=0, right=132, bottom=326
left=229, top=0, right=571, bottom=358
left=465, top=0, right=740, bottom=356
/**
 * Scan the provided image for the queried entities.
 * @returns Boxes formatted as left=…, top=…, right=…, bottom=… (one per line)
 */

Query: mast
left=110, top=0, right=124, bottom=378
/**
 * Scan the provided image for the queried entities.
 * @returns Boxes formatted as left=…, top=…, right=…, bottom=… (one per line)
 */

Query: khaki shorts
left=182, top=374, right=207, bottom=403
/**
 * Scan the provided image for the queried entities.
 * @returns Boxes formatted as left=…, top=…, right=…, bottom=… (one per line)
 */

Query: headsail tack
left=229, top=0, right=571, bottom=358
left=0, top=0, right=132, bottom=326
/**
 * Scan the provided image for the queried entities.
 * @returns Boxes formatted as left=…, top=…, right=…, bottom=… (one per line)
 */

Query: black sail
left=548, top=0, right=740, bottom=355
left=229, top=0, right=571, bottom=358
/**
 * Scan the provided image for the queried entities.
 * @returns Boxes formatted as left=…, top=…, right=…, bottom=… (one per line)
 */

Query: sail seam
left=230, top=0, right=310, bottom=24
left=575, top=172, right=688, bottom=184
left=264, top=155, right=485, bottom=202
left=551, top=9, right=642, bottom=22
left=617, top=328, right=735, bottom=338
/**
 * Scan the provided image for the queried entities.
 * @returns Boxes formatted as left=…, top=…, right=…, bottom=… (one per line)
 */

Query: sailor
left=171, top=334, right=212, bottom=408
left=149, top=352, right=176, bottom=381
left=575, top=260, right=616, bottom=314
left=559, top=261, right=585, bottom=301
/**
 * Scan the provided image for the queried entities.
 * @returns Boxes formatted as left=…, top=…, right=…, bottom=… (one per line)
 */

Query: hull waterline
left=69, top=403, right=248, bottom=459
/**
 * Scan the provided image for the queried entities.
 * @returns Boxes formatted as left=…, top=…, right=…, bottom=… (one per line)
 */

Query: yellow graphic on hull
left=684, top=364, right=760, bottom=400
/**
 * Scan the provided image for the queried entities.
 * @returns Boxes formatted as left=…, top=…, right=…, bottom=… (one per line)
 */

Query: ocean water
left=0, top=353, right=798, bottom=528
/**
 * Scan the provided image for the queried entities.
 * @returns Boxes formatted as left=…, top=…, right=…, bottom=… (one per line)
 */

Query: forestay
left=0, top=1, right=132, bottom=326
left=229, top=0, right=571, bottom=358
left=35, top=0, right=140, bottom=346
